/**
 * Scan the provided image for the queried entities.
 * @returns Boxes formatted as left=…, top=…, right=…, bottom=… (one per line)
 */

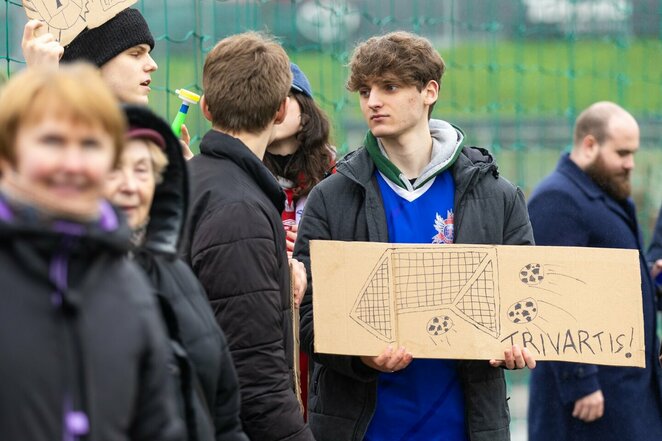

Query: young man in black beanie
left=22, top=9, right=196, bottom=158
left=22, top=8, right=157, bottom=105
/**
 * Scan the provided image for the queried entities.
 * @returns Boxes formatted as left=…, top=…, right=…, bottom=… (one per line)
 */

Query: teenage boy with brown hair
left=181, top=32, right=314, bottom=441
left=295, top=31, right=536, bottom=441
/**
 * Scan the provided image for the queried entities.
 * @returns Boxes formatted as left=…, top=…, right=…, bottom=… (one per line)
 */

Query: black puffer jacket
left=124, top=106, right=248, bottom=441
left=294, top=145, right=534, bottom=441
left=0, top=197, right=184, bottom=441
left=181, top=130, right=314, bottom=441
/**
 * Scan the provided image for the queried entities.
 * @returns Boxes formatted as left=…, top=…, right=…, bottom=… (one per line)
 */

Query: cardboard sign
left=311, top=241, right=645, bottom=368
left=23, top=0, right=137, bottom=46
left=289, top=262, right=304, bottom=413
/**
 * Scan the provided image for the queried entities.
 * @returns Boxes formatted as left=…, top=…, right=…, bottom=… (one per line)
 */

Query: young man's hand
left=286, top=224, right=298, bottom=258
left=180, top=124, right=195, bottom=160
left=361, top=346, right=413, bottom=373
left=572, top=390, right=604, bottom=422
left=651, top=259, right=662, bottom=279
left=22, top=20, right=63, bottom=69
left=489, top=344, right=536, bottom=370
left=289, top=258, right=306, bottom=307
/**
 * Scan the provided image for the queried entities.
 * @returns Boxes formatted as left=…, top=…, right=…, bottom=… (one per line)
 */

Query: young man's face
left=5, top=113, right=116, bottom=215
left=100, top=44, right=158, bottom=105
left=357, top=79, right=438, bottom=140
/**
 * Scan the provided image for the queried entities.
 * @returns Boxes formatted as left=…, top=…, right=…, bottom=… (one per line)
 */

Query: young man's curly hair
left=347, top=31, right=446, bottom=116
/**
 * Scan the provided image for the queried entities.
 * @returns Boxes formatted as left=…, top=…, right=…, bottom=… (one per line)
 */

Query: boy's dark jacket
left=0, top=199, right=184, bottom=441
left=124, top=105, right=248, bottom=441
left=181, top=130, right=314, bottom=441
left=294, top=143, right=534, bottom=441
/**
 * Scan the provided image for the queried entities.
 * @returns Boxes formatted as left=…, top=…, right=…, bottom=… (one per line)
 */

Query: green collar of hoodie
left=363, top=124, right=465, bottom=190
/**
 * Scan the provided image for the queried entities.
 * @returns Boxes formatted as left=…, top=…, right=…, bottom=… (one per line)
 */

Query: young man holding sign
left=294, top=32, right=536, bottom=441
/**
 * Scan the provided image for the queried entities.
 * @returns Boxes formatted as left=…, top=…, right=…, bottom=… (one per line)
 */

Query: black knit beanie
left=61, top=8, right=155, bottom=67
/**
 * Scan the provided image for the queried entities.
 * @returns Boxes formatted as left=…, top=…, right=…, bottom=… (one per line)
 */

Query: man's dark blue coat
left=527, top=154, right=662, bottom=441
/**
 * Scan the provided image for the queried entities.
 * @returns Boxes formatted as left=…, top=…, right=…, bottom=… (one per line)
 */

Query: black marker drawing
left=23, top=0, right=85, bottom=41
left=428, top=315, right=455, bottom=346
left=507, top=298, right=538, bottom=324
left=23, top=0, right=135, bottom=45
left=427, top=315, right=453, bottom=336
left=510, top=261, right=582, bottom=336
left=519, top=263, right=586, bottom=290
left=519, top=263, right=544, bottom=285
left=538, top=299, right=578, bottom=322
left=350, top=248, right=500, bottom=342
left=507, top=296, right=577, bottom=339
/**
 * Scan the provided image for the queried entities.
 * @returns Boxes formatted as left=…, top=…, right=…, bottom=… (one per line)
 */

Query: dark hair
left=264, top=91, right=333, bottom=200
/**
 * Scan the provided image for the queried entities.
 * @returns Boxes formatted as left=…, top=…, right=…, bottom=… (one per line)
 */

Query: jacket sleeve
left=503, top=186, right=535, bottom=245
left=295, top=185, right=380, bottom=383
left=647, top=204, right=662, bottom=264
left=528, top=188, right=601, bottom=404
left=189, top=200, right=312, bottom=441
left=213, top=328, right=250, bottom=441
left=129, top=299, right=186, bottom=441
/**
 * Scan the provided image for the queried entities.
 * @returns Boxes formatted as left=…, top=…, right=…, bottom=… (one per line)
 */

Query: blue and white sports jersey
left=365, top=170, right=467, bottom=441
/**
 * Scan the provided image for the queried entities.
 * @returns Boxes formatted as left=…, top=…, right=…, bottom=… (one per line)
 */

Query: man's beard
left=585, top=154, right=631, bottom=201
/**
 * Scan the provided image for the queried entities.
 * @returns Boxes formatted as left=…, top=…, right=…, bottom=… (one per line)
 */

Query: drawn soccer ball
left=427, top=315, right=453, bottom=336
left=507, top=298, right=538, bottom=324
left=519, top=263, right=544, bottom=285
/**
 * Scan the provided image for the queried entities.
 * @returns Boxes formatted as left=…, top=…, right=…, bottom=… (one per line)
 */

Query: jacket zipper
left=51, top=237, right=89, bottom=441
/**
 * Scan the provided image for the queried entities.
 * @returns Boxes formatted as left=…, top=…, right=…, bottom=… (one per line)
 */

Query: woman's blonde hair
left=0, top=63, right=126, bottom=167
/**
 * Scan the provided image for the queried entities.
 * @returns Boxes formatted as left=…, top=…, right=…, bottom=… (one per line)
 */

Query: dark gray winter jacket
left=124, top=105, right=248, bottom=441
left=294, top=143, right=534, bottom=441
left=0, top=197, right=184, bottom=441
left=181, top=130, right=314, bottom=441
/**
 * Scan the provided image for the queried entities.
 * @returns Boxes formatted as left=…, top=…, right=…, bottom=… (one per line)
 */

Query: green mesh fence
left=4, top=1, right=662, bottom=235
left=3, top=1, right=662, bottom=438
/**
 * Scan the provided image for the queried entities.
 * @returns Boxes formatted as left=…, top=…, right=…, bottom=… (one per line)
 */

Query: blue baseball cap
left=290, top=62, right=313, bottom=98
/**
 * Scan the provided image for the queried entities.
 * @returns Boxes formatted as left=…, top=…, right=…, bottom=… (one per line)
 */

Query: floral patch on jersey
left=432, top=210, right=454, bottom=244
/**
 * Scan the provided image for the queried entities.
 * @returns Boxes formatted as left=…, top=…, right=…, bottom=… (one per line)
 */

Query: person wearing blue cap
left=263, top=62, right=336, bottom=419
left=264, top=62, right=336, bottom=253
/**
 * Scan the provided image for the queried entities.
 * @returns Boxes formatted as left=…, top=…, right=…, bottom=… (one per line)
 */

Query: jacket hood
left=123, top=105, right=188, bottom=255
left=365, top=119, right=465, bottom=190
left=404, top=118, right=464, bottom=188
left=337, top=126, right=497, bottom=189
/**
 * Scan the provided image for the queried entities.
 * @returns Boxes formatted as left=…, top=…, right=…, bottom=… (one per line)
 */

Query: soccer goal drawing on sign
left=350, top=247, right=500, bottom=342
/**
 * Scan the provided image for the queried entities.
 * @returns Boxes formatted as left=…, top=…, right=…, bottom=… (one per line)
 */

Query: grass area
left=441, top=38, right=662, bottom=119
